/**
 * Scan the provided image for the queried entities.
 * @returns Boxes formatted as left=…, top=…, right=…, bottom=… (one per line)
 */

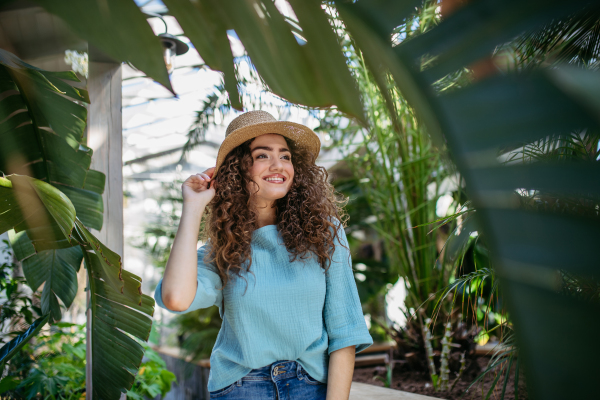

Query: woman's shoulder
left=327, top=217, right=347, bottom=239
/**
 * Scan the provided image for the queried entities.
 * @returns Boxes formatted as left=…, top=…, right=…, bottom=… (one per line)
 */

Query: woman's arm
left=160, top=168, right=216, bottom=311
left=326, top=345, right=356, bottom=400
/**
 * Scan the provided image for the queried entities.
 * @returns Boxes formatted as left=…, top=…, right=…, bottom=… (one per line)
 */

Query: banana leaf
left=1, top=176, right=155, bottom=398
left=0, top=49, right=102, bottom=231
left=0, top=47, right=154, bottom=399
left=75, top=220, right=155, bottom=399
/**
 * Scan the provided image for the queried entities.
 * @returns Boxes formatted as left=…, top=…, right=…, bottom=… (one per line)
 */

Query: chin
left=258, top=187, right=291, bottom=201
left=265, top=191, right=290, bottom=201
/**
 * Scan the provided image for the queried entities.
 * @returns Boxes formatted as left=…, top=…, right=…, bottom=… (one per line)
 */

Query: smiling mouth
left=263, top=176, right=286, bottom=184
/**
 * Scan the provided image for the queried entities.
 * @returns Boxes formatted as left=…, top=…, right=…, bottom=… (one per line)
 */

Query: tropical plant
left=511, top=4, right=600, bottom=70
left=318, top=1, right=463, bottom=320
left=0, top=322, right=175, bottom=400
left=171, top=307, right=222, bottom=363
left=337, top=1, right=600, bottom=398
left=430, top=5, right=600, bottom=396
left=0, top=244, right=46, bottom=398
left=10, top=322, right=87, bottom=400
left=0, top=49, right=154, bottom=398
left=0, top=240, right=43, bottom=343
left=28, top=0, right=365, bottom=121
left=126, top=341, right=177, bottom=400
left=319, top=5, right=477, bottom=386
left=331, top=175, right=396, bottom=343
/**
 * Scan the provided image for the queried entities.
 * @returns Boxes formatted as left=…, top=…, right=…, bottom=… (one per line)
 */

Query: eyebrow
left=250, top=146, right=290, bottom=153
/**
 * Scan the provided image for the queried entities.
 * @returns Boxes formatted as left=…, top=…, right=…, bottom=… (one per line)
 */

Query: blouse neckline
left=253, top=224, right=278, bottom=235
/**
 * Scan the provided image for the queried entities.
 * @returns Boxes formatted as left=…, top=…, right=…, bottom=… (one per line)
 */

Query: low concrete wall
left=350, top=382, right=440, bottom=400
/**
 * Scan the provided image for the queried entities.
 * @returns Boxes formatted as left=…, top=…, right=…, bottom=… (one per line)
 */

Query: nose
left=269, top=156, right=283, bottom=171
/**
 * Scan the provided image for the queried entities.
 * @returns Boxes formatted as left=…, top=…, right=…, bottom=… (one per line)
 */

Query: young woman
left=155, top=110, right=373, bottom=400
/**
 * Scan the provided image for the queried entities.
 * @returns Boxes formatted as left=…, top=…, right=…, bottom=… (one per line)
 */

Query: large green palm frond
left=515, top=4, right=600, bottom=69
left=335, top=0, right=600, bottom=398
left=31, top=0, right=366, bottom=122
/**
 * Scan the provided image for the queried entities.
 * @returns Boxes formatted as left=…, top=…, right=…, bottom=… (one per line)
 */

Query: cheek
left=248, top=163, right=263, bottom=179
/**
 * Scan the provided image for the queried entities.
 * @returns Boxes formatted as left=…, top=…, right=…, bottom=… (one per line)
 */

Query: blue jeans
left=208, top=360, right=327, bottom=399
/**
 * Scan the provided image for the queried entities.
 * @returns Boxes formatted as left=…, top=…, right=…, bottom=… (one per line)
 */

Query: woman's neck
left=253, top=198, right=277, bottom=228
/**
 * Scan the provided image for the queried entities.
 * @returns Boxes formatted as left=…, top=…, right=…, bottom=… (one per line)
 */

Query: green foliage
left=320, top=2, right=458, bottom=319
left=0, top=48, right=155, bottom=399
left=0, top=242, right=51, bottom=372
left=512, top=4, right=600, bottom=69
left=0, top=240, right=43, bottom=335
left=0, top=314, right=51, bottom=378
left=0, top=322, right=175, bottom=400
left=332, top=175, right=395, bottom=342
left=341, top=0, right=600, bottom=397
left=4, top=0, right=597, bottom=398
left=28, top=0, right=367, bottom=119
left=172, top=307, right=221, bottom=363
left=463, top=330, right=520, bottom=400
left=6, top=322, right=86, bottom=400
left=432, top=51, right=600, bottom=400
left=126, top=342, right=177, bottom=400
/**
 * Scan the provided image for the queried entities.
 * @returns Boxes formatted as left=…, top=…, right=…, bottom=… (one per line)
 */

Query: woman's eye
left=256, top=154, right=267, bottom=159
left=282, top=155, right=291, bottom=160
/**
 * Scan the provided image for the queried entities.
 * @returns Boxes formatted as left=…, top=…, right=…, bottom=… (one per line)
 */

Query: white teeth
left=264, top=177, right=283, bottom=182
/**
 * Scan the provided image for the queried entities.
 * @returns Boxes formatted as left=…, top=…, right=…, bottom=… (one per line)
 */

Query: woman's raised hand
left=182, top=167, right=217, bottom=206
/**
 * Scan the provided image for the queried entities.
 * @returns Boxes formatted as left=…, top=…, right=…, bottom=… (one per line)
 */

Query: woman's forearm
left=326, top=345, right=356, bottom=400
left=160, top=201, right=206, bottom=311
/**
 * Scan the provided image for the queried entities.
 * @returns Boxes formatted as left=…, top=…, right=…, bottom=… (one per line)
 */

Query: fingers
left=185, top=167, right=216, bottom=190
left=203, top=167, right=216, bottom=178
left=198, top=166, right=217, bottom=189
left=184, top=174, right=208, bottom=189
left=194, top=173, right=212, bottom=186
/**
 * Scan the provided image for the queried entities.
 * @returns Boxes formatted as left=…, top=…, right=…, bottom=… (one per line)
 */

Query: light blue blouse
left=154, top=224, right=373, bottom=392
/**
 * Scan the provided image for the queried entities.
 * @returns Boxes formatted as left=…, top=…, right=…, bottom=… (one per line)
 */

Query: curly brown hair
left=201, top=135, right=349, bottom=293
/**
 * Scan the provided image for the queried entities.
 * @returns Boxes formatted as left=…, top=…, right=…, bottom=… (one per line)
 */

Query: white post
left=86, top=54, right=124, bottom=399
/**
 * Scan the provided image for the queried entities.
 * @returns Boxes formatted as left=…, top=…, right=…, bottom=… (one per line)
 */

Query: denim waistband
left=235, top=360, right=305, bottom=384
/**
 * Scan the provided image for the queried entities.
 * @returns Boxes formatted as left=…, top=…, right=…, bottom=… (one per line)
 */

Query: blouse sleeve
left=154, top=244, right=223, bottom=316
left=323, top=222, right=374, bottom=355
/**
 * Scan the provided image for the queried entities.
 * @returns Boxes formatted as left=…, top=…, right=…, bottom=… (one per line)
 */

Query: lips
left=262, top=174, right=286, bottom=184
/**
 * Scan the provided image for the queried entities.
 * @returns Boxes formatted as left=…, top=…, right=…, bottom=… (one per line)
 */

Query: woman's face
left=247, top=133, right=294, bottom=203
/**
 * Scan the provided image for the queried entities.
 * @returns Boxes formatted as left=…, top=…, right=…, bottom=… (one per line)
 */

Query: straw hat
left=214, top=110, right=321, bottom=176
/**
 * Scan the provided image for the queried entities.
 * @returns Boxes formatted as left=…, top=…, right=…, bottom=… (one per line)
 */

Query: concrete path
left=350, top=382, right=442, bottom=400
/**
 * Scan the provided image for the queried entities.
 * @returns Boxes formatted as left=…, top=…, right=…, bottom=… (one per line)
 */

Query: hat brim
left=214, top=121, right=321, bottom=176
